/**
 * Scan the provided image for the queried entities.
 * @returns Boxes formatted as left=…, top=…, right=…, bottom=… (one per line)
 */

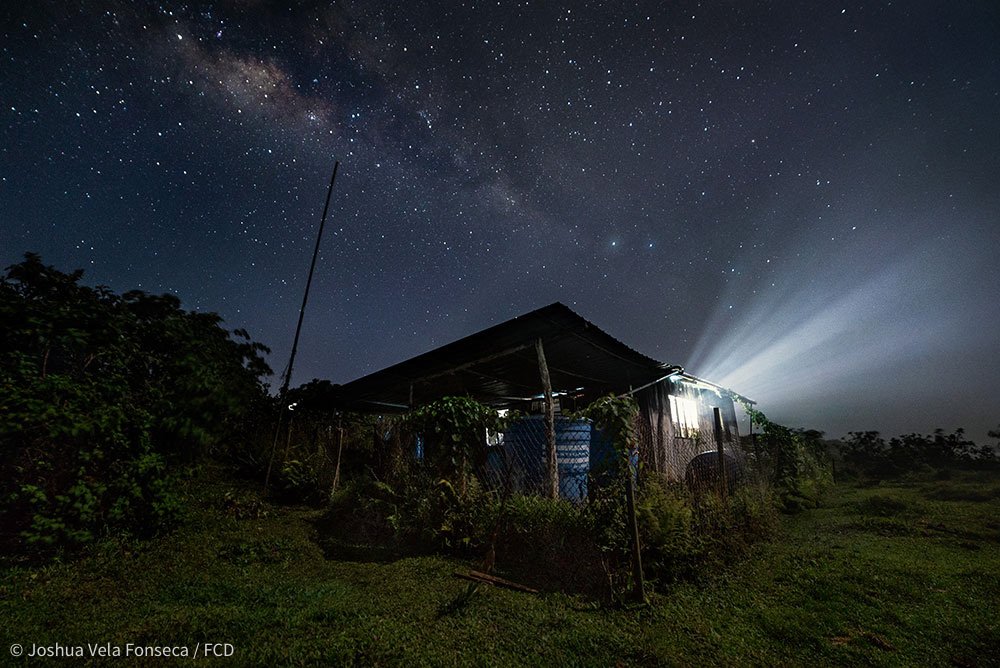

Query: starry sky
left=3, top=1, right=999, bottom=441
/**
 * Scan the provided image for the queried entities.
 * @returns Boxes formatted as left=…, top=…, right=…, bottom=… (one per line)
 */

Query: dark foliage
left=405, top=395, right=513, bottom=493
left=837, top=428, right=999, bottom=478
left=256, top=380, right=398, bottom=505
left=733, top=399, right=833, bottom=511
left=0, top=253, right=271, bottom=555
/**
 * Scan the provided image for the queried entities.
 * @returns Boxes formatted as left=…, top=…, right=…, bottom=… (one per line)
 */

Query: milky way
left=3, top=2, right=998, bottom=440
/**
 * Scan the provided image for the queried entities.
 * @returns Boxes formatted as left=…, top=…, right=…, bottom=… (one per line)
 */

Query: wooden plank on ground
left=453, top=570, right=539, bottom=594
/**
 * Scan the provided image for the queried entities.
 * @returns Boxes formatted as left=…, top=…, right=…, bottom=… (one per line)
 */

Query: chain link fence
left=264, top=401, right=750, bottom=506
left=474, top=415, right=628, bottom=504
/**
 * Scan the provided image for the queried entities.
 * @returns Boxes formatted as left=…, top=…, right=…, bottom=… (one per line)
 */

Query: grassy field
left=2, top=470, right=999, bottom=666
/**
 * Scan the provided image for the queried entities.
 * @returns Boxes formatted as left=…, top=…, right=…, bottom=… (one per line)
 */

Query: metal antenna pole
left=264, top=160, right=340, bottom=492
left=282, top=159, right=339, bottom=397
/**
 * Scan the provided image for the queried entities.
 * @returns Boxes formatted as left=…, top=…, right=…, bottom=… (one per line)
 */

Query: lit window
left=669, top=395, right=699, bottom=438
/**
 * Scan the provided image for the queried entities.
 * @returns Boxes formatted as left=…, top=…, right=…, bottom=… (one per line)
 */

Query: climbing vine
left=404, top=396, right=513, bottom=492
left=727, top=392, right=831, bottom=509
left=573, top=394, right=639, bottom=455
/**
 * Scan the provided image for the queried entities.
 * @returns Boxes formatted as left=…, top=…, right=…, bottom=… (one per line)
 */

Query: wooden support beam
left=401, top=341, right=536, bottom=388
left=625, top=457, right=645, bottom=604
left=713, top=407, right=726, bottom=499
left=655, top=386, right=665, bottom=475
left=535, top=338, right=559, bottom=500
left=331, top=417, right=344, bottom=493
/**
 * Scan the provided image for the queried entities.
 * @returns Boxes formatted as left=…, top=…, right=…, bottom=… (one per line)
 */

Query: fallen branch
left=454, top=570, right=539, bottom=594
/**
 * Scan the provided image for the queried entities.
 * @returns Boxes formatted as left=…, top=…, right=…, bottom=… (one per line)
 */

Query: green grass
left=2, top=470, right=999, bottom=666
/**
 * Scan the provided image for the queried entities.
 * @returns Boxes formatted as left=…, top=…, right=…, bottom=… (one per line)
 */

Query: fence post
left=713, top=407, right=726, bottom=498
left=535, top=338, right=559, bottom=499
left=331, top=416, right=344, bottom=493
left=625, top=453, right=645, bottom=603
left=283, top=409, right=295, bottom=460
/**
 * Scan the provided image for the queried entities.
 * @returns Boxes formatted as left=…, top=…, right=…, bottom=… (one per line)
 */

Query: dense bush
left=0, top=254, right=271, bottom=555
left=735, top=400, right=833, bottom=511
left=636, top=480, right=698, bottom=582
left=325, top=469, right=483, bottom=556
left=245, top=380, right=391, bottom=505
left=637, top=478, right=778, bottom=585
left=319, top=396, right=609, bottom=591
left=324, top=470, right=609, bottom=593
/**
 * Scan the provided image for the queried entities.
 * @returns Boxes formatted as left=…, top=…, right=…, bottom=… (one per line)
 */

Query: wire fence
left=633, top=412, right=748, bottom=493
left=471, top=413, right=747, bottom=504
left=474, top=415, right=625, bottom=504
left=261, top=405, right=753, bottom=506
left=261, top=405, right=760, bottom=597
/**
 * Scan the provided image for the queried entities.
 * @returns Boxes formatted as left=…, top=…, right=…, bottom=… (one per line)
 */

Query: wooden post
left=624, top=452, right=645, bottom=603
left=655, top=386, right=665, bottom=475
left=713, top=407, right=726, bottom=498
left=283, top=409, right=295, bottom=460
left=535, top=338, right=559, bottom=499
left=331, top=417, right=344, bottom=493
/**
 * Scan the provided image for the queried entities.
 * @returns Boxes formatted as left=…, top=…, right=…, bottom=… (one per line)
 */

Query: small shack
left=335, top=303, right=750, bottom=494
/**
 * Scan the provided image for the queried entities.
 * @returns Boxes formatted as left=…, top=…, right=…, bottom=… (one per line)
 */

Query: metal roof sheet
left=336, top=302, right=679, bottom=410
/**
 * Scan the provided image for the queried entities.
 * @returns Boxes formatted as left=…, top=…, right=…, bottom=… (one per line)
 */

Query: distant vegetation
left=0, top=253, right=271, bottom=556
left=835, top=428, right=998, bottom=478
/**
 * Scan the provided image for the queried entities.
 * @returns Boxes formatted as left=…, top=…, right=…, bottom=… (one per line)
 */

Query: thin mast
left=265, top=159, right=339, bottom=492
left=281, top=159, right=339, bottom=396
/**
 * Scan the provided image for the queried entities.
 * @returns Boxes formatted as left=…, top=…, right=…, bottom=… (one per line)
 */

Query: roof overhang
left=335, top=302, right=675, bottom=411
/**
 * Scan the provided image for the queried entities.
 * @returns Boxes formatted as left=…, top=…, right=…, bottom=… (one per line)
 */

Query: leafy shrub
left=636, top=476, right=778, bottom=586
left=734, top=400, right=832, bottom=510
left=410, top=476, right=496, bottom=551
left=0, top=254, right=270, bottom=556
left=495, top=494, right=606, bottom=595
left=2, top=363, right=185, bottom=549
left=320, top=477, right=409, bottom=558
left=502, top=493, right=583, bottom=536
left=636, top=480, right=698, bottom=582
left=324, top=469, right=491, bottom=554
left=728, top=481, right=780, bottom=538
left=274, top=459, right=327, bottom=506
left=404, top=396, right=513, bottom=494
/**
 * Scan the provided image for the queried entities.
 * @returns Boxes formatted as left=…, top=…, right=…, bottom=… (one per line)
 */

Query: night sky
left=3, top=2, right=999, bottom=441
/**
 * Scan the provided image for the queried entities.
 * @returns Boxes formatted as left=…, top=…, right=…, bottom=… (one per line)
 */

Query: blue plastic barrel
left=555, top=419, right=590, bottom=503
left=503, top=416, right=593, bottom=502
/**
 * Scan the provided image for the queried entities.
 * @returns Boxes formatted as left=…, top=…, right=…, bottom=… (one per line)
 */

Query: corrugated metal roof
left=336, top=302, right=680, bottom=410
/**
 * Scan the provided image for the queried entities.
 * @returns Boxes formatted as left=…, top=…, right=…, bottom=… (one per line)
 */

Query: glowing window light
left=668, top=395, right=700, bottom=438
